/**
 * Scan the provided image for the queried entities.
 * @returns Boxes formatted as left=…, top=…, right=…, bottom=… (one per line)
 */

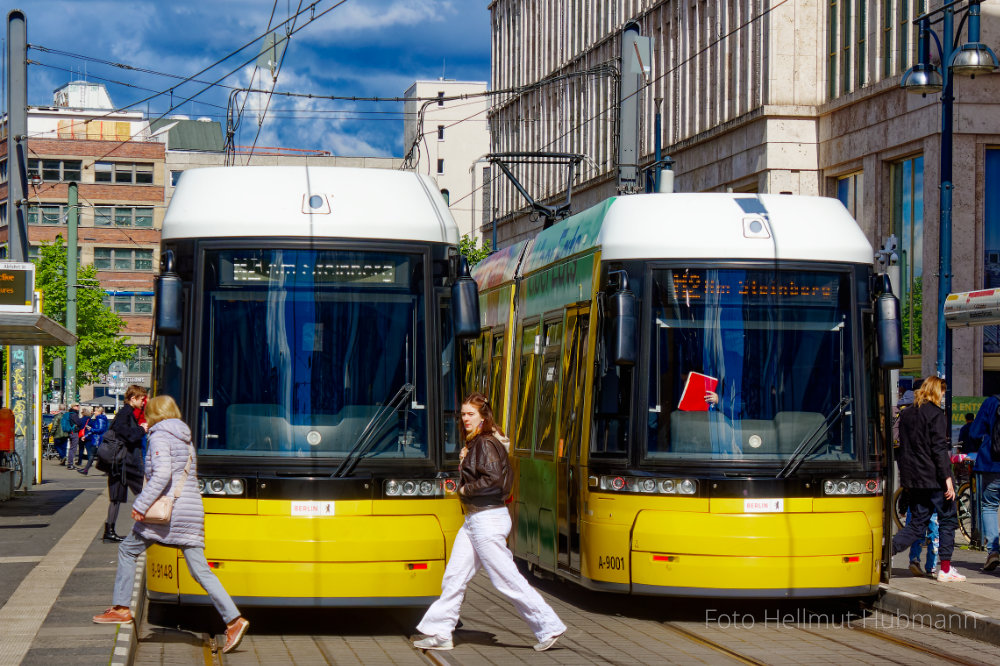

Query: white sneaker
left=937, top=566, right=966, bottom=582
left=413, top=635, right=453, bottom=650
left=533, top=631, right=564, bottom=652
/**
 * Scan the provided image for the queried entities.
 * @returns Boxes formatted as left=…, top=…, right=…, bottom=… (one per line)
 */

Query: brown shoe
left=223, top=617, right=249, bottom=654
left=93, top=606, right=133, bottom=624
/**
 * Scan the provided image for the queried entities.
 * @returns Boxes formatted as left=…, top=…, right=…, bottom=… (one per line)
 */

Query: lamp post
left=901, top=0, right=998, bottom=402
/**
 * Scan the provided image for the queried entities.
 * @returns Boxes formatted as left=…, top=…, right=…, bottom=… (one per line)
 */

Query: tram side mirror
left=609, top=272, right=637, bottom=366
left=874, top=273, right=903, bottom=369
left=452, top=257, right=480, bottom=339
left=155, top=250, right=183, bottom=336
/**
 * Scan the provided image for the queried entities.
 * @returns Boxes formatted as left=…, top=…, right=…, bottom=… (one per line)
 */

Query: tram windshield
left=646, top=267, right=856, bottom=464
left=197, top=248, right=428, bottom=459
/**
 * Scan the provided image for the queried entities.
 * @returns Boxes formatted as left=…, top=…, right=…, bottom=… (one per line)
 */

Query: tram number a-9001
left=598, top=555, right=625, bottom=571
left=150, top=562, right=174, bottom=580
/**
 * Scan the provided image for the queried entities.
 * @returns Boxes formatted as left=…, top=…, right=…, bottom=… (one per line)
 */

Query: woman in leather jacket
left=413, top=393, right=566, bottom=652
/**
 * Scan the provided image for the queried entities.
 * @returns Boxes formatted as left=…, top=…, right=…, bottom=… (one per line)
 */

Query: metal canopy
left=0, top=313, right=77, bottom=346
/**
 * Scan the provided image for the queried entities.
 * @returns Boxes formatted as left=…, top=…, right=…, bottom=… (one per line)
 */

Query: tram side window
left=477, top=331, right=491, bottom=395
left=592, top=310, right=631, bottom=456
left=536, top=319, right=563, bottom=453
left=514, top=323, right=540, bottom=452
left=489, top=332, right=506, bottom=426
left=559, top=310, right=589, bottom=459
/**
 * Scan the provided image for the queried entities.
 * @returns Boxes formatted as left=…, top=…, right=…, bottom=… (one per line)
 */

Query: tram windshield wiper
left=776, top=396, right=852, bottom=479
left=332, top=382, right=415, bottom=478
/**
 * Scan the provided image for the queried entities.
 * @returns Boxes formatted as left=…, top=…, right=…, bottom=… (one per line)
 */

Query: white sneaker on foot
left=533, top=631, right=564, bottom=651
left=937, top=566, right=966, bottom=582
left=413, top=635, right=453, bottom=650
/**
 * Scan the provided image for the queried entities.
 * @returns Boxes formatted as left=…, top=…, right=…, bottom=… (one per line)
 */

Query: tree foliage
left=34, top=236, right=134, bottom=395
left=459, top=234, right=492, bottom=266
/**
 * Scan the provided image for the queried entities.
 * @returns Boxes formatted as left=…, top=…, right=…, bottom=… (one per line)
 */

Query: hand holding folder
left=678, top=372, right=719, bottom=411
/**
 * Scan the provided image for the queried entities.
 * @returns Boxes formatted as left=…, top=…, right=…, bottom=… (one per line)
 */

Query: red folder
left=678, top=372, right=719, bottom=412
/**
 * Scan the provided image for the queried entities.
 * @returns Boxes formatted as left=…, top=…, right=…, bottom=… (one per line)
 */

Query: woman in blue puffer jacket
left=91, top=395, right=250, bottom=654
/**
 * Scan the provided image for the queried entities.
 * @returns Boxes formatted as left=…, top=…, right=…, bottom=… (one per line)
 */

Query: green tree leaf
left=459, top=234, right=491, bottom=266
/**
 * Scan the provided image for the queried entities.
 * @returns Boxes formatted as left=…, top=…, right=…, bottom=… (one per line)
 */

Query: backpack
left=95, top=429, right=126, bottom=473
left=61, top=411, right=74, bottom=434
left=991, top=399, right=1000, bottom=461
left=51, top=414, right=67, bottom=439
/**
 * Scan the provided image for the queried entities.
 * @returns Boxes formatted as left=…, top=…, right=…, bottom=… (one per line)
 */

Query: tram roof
left=518, top=193, right=873, bottom=274
left=162, top=166, right=459, bottom=244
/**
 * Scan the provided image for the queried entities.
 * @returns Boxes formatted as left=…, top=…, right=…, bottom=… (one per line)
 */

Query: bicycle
left=891, top=456, right=974, bottom=542
left=0, top=449, right=23, bottom=490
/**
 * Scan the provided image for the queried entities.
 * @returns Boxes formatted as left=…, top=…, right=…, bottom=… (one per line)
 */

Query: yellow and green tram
left=468, top=193, right=902, bottom=598
left=146, top=166, right=476, bottom=608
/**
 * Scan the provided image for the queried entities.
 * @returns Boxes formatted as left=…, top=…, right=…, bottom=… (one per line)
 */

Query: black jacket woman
left=412, top=393, right=566, bottom=652
left=890, top=376, right=965, bottom=582
left=103, top=385, right=148, bottom=543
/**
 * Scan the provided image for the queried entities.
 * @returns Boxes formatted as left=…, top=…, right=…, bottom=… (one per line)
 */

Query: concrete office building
left=404, top=80, right=490, bottom=244
left=488, top=0, right=1000, bottom=395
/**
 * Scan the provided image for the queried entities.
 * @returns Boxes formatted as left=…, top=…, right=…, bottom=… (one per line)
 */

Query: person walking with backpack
left=970, top=395, right=1000, bottom=571
left=79, top=406, right=108, bottom=476
left=63, top=405, right=83, bottom=470
left=412, top=392, right=566, bottom=652
left=891, top=377, right=965, bottom=582
left=51, top=404, right=69, bottom=464
left=92, top=394, right=250, bottom=655
left=103, top=386, right=148, bottom=543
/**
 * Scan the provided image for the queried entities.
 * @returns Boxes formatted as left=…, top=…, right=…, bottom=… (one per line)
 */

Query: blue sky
left=9, top=0, right=491, bottom=157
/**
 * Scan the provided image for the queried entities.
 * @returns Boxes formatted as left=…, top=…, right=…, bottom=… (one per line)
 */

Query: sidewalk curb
left=875, top=582, right=1000, bottom=647
left=110, top=552, right=146, bottom=666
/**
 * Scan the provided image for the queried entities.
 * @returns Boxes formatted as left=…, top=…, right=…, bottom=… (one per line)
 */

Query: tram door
left=557, top=307, right=589, bottom=571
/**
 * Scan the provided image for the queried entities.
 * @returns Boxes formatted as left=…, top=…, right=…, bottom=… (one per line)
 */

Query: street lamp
left=900, top=1, right=998, bottom=399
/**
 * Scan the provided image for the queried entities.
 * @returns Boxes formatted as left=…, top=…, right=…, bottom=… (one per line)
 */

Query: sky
left=7, top=0, right=491, bottom=157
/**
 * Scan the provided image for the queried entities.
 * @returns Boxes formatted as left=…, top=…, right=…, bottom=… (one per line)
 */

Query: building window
left=128, top=345, right=154, bottom=373
left=882, top=2, right=893, bottom=77
left=94, top=248, right=154, bottom=271
left=836, top=171, right=864, bottom=223
left=437, top=159, right=445, bottom=175
left=828, top=0, right=839, bottom=99
left=437, top=125, right=445, bottom=140
left=441, top=189, right=450, bottom=205
left=170, top=170, right=183, bottom=186
left=94, top=161, right=154, bottom=184
left=0, top=158, right=7, bottom=184
left=856, top=0, right=867, bottom=88
left=27, top=203, right=67, bottom=225
left=94, top=206, right=154, bottom=228
left=437, top=91, right=445, bottom=106
left=985, top=148, right=1000, bottom=354
left=28, top=245, right=39, bottom=262
left=102, top=293, right=153, bottom=316
left=891, top=155, right=924, bottom=358
left=0, top=202, right=6, bottom=226
left=27, top=159, right=82, bottom=183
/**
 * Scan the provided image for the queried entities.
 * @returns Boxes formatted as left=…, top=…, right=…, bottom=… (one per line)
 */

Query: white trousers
left=417, top=507, right=566, bottom=642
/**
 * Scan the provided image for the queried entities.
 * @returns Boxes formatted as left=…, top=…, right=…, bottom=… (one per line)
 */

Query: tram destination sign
left=0, top=262, right=35, bottom=313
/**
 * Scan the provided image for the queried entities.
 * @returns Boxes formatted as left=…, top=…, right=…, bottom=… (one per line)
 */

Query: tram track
left=200, top=632, right=224, bottom=666
left=661, top=622, right=768, bottom=665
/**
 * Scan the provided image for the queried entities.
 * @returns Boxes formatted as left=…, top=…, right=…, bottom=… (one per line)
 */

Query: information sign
left=0, top=262, right=35, bottom=312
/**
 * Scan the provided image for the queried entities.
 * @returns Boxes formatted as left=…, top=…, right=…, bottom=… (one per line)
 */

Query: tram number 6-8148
left=151, top=562, right=174, bottom=580
left=598, top=555, right=625, bottom=571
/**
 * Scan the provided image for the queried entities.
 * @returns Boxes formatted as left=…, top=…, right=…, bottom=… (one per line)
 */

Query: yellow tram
left=146, top=166, right=476, bottom=608
left=467, top=193, right=901, bottom=598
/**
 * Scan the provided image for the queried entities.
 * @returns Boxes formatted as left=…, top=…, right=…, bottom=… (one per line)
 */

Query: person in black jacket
left=103, top=385, right=148, bottom=543
left=412, top=393, right=566, bottom=652
left=891, top=376, right=965, bottom=582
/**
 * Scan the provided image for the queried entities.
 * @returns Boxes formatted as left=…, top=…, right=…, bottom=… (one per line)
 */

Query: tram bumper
left=629, top=503, right=880, bottom=598
left=147, top=504, right=459, bottom=607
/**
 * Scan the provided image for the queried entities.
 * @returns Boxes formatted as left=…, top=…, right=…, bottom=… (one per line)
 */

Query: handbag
left=144, top=448, right=193, bottom=525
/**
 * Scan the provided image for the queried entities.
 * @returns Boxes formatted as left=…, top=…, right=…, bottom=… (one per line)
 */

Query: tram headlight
left=402, top=481, right=417, bottom=496
left=659, top=479, right=675, bottom=494
left=385, top=480, right=401, bottom=496
left=679, top=479, right=697, bottom=495
left=823, top=478, right=882, bottom=496
left=639, top=479, right=656, bottom=493
left=418, top=480, right=435, bottom=496
left=226, top=479, right=245, bottom=495
left=610, top=476, right=626, bottom=491
left=209, top=479, right=225, bottom=494
left=383, top=477, right=453, bottom=498
left=198, top=478, right=206, bottom=493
